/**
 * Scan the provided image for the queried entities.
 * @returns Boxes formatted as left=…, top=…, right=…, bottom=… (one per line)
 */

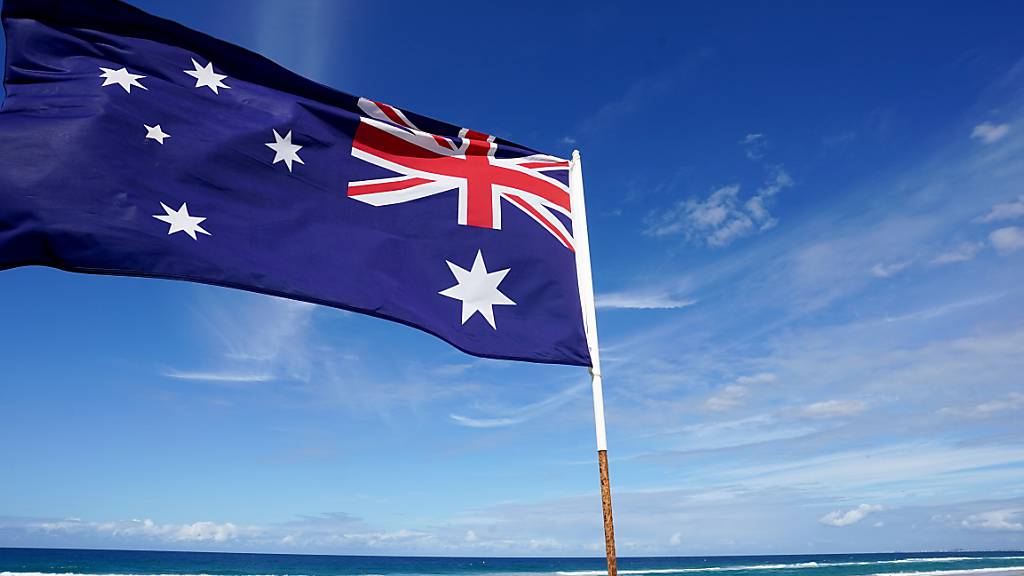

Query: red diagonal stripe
left=519, top=161, right=570, bottom=169
left=349, top=176, right=433, bottom=197
left=505, top=193, right=573, bottom=252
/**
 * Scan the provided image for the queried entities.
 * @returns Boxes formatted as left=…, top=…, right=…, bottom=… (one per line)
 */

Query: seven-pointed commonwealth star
left=439, top=250, right=516, bottom=329
left=184, top=58, right=230, bottom=93
left=153, top=202, right=211, bottom=240
left=99, top=67, right=147, bottom=93
left=144, top=124, right=170, bottom=144
left=265, top=129, right=305, bottom=172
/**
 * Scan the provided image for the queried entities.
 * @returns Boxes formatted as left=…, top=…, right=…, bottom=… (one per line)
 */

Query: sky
left=1, top=0, right=1024, bottom=558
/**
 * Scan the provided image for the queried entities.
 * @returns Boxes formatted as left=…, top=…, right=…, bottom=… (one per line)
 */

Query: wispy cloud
left=250, top=0, right=347, bottom=82
left=646, top=167, right=793, bottom=248
left=172, top=295, right=316, bottom=385
left=704, top=373, right=776, bottom=412
left=739, top=133, right=768, bottom=160
left=820, top=504, right=885, bottom=527
left=931, top=241, right=985, bottom=264
left=870, top=261, right=911, bottom=278
left=450, top=381, right=588, bottom=428
left=962, top=508, right=1024, bottom=532
left=974, top=195, right=1024, bottom=223
left=704, top=384, right=749, bottom=412
left=575, top=52, right=710, bottom=138
left=802, top=399, right=867, bottom=418
left=943, top=392, right=1024, bottom=418
left=597, top=287, right=697, bottom=310
left=162, top=369, right=274, bottom=383
left=971, top=122, right=1011, bottom=144
left=884, top=292, right=1006, bottom=323
left=989, top=226, right=1024, bottom=254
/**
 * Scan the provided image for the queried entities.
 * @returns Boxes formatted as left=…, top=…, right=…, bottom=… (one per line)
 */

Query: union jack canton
left=350, top=99, right=576, bottom=251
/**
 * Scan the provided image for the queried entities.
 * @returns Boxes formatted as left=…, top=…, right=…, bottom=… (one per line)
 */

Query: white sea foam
left=871, top=567, right=1024, bottom=576
left=556, top=566, right=821, bottom=576
left=554, top=558, right=1024, bottom=576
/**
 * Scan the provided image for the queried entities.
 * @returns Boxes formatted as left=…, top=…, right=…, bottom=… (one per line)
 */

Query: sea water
left=1, top=549, right=1023, bottom=576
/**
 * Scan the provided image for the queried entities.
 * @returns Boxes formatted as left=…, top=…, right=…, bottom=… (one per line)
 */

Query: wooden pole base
left=598, top=449, right=618, bottom=576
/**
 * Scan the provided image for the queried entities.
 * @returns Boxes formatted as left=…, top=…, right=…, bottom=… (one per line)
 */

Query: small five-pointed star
left=99, top=66, right=147, bottom=93
left=184, top=58, right=230, bottom=93
left=153, top=201, right=211, bottom=240
left=144, top=124, right=170, bottom=144
left=439, top=250, right=516, bottom=329
left=265, top=129, right=305, bottom=172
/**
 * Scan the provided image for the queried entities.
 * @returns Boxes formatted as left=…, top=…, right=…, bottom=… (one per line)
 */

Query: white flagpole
left=570, top=149, right=618, bottom=576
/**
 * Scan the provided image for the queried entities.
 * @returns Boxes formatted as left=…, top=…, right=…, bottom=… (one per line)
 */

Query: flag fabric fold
left=0, top=0, right=591, bottom=367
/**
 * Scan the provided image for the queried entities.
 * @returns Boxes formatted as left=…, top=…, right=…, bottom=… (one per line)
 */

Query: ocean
left=1, top=549, right=1023, bottom=576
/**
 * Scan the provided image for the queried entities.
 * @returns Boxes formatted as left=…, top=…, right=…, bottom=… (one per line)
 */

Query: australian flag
left=0, top=0, right=592, bottom=367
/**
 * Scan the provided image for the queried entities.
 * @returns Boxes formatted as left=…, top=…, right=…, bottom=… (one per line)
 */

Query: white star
left=265, top=129, right=305, bottom=172
left=184, top=58, right=230, bottom=93
left=153, top=202, right=211, bottom=240
left=144, top=124, right=171, bottom=144
left=439, top=250, right=516, bottom=329
left=99, top=67, right=147, bottom=93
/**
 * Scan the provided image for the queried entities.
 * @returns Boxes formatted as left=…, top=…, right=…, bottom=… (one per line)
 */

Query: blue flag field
left=0, top=0, right=591, bottom=367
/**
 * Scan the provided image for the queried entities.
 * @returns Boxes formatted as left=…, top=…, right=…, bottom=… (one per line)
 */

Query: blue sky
left=2, top=0, right=1024, bottom=557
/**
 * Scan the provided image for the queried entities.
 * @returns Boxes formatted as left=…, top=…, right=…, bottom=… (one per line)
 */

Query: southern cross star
left=144, top=124, right=170, bottom=144
left=99, top=67, right=147, bottom=93
left=265, top=129, right=305, bottom=172
left=184, top=58, right=230, bottom=93
left=153, top=202, right=211, bottom=240
left=439, top=250, right=516, bottom=329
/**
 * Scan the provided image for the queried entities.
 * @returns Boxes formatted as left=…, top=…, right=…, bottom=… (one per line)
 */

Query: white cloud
left=31, top=517, right=253, bottom=543
left=962, top=509, right=1024, bottom=532
left=931, top=241, right=984, bottom=264
left=871, top=261, right=911, bottom=278
left=971, top=122, right=1011, bottom=144
left=560, top=136, right=577, bottom=145
left=757, top=166, right=795, bottom=199
left=704, top=384, right=748, bottom=411
left=704, top=374, right=774, bottom=412
left=597, top=289, right=697, bottom=310
left=647, top=168, right=793, bottom=248
left=669, top=531, right=683, bottom=545
left=820, top=504, right=885, bottom=527
left=802, top=399, right=867, bottom=418
left=448, top=414, right=520, bottom=428
left=162, top=369, right=274, bottom=383
left=974, top=196, right=1024, bottom=223
left=989, top=226, right=1024, bottom=254
left=464, top=530, right=478, bottom=542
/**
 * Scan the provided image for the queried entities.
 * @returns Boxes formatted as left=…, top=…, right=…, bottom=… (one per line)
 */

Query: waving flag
left=0, top=0, right=591, bottom=367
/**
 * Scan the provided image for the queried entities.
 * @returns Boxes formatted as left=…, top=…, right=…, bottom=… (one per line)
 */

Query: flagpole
left=570, top=150, right=618, bottom=576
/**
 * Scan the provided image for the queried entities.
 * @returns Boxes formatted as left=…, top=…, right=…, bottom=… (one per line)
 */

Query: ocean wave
left=0, top=569, right=296, bottom=573
left=871, top=567, right=1024, bottom=576
left=555, top=558, right=1024, bottom=576
left=556, top=565, right=822, bottom=576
